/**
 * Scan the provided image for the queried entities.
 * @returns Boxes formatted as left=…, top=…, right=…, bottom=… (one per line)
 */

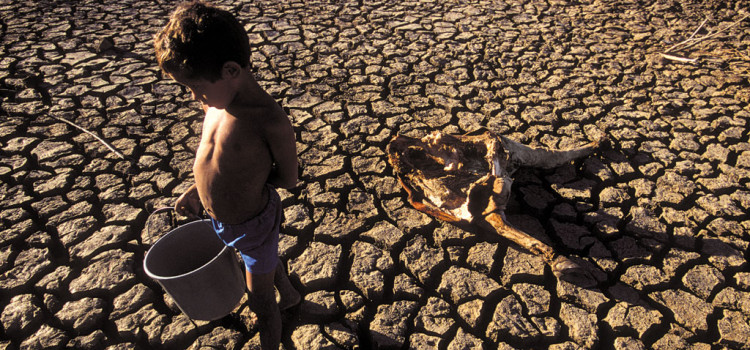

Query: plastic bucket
left=143, top=220, right=246, bottom=320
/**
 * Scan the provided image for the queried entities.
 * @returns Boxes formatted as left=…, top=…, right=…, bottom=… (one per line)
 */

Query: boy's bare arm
left=265, top=112, right=298, bottom=189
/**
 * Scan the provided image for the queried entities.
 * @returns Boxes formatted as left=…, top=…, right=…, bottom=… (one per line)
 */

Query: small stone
left=650, top=327, right=691, bottom=350
left=388, top=206, right=433, bottom=235
left=57, top=216, right=99, bottom=248
left=400, top=235, right=444, bottom=284
left=0, top=245, right=11, bottom=272
left=370, top=300, right=418, bottom=348
left=31, top=140, right=74, bottom=162
left=445, top=246, right=464, bottom=263
left=415, top=297, right=454, bottom=334
left=283, top=203, right=313, bottom=233
left=68, top=329, right=106, bottom=350
left=47, top=201, right=93, bottom=227
left=349, top=240, right=393, bottom=301
left=432, top=221, right=476, bottom=245
left=103, top=203, right=143, bottom=224
left=717, top=309, right=750, bottom=348
left=112, top=284, right=156, bottom=319
left=626, top=206, right=668, bottom=240
left=512, top=283, right=550, bottom=315
left=114, top=304, right=166, bottom=343
left=5, top=136, right=38, bottom=153
left=187, top=326, right=242, bottom=350
left=1, top=294, right=43, bottom=337
left=347, top=189, right=378, bottom=219
left=599, top=187, right=631, bottom=206
left=287, top=91, right=323, bottom=109
left=702, top=239, right=745, bottom=270
left=703, top=143, right=729, bottom=163
left=466, top=242, right=497, bottom=272
left=438, top=266, right=501, bottom=304
left=289, top=242, right=341, bottom=290
left=559, top=303, right=598, bottom=348
left=35, top=265, right=73, bottom=291
left=556, top=280, right=608, bottom=313
left=301, top=290, right=339, bottom=318
left=609, top=236, right=653, bottom=263
left=682, top=264, right=724, bottom=299
left=712, top=287, right=750, bottom=315
left=501, top=246, right=545, bottom=285
left=339, top=290, right=365, bottom=312
left=313, top=209, right=360, bottom=240
left=0, top=247, right=52, bottom=293
left=486, top=295, right=541, bottom=344
left=662, top=248, right=700, bottom=275
left=614, top=337, right=645, bottom=350
left=55, top=297, right=106, bottom=333
left=160, top=314, right=197, bottom=349
left=302, top=153, right=346, bottom=179
left=324, top=322, right=359, bottom=349
left=70, top=225, right=131, bottom=260
left=409, top=333, right=442, bottom=349
left=43, top=293, right=63, bottom=314
left=532, top=316, right=562, bottom=338
left=649, top=289, right=713, bottom=333
left=447, top=327, right=484, bottom=350
left=603, top=302, right=662, bottom=337
left=20, top=324, right=69, bottom=350
left=292, top=324, right=337, bottom=349
left=278, top=233, right=298, bottom=260
left=393, top=273, right=423, bottom=299
left=69, top=250, right=136, bottom=295
left=620, top=264, right=668, bottom=290
left=362, top=221, right=405, bottom=249
left=457, top=299, right=484, bottom=330
left=551, top=219, right=591, bottom=250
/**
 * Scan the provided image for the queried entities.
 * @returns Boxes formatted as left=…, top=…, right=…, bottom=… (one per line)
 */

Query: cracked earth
left=1, top=0, right=749, bottom=349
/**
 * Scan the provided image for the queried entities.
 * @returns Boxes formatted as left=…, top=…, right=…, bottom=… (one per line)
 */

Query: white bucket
left=143, top=220, right=246, bottom=320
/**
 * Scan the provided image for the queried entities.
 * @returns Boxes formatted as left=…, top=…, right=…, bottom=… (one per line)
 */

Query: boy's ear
left=222, top=62, right=241, bottom=79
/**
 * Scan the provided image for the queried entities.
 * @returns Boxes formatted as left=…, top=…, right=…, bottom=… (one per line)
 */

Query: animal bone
left=387, top=128, right=602, bottom=281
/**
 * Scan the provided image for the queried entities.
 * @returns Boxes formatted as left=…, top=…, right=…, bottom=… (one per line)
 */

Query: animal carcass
left=387, top=128, right=602, bottom=280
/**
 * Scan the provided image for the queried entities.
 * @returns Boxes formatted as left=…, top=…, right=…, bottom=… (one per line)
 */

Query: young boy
left=154, top=1, right=300, bottom=348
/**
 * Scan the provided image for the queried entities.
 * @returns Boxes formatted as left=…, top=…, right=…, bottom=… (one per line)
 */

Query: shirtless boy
left=154, top=1, right=300, bottom=348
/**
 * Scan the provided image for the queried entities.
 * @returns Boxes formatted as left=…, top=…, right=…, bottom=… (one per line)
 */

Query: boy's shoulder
left=228, top=99, right=288, bottom=135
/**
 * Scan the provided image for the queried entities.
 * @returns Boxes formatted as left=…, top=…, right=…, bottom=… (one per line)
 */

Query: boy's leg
left=246, top=269, right=280, bottom=350
left=274, top=260, right=300, bottom=310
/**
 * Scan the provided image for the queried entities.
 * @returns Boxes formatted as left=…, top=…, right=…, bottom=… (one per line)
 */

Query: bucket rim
left=143, top=220, right=235, bottom=281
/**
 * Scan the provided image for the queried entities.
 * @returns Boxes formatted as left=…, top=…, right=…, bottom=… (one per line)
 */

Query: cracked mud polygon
left=1, top=0, right=749, bottom=349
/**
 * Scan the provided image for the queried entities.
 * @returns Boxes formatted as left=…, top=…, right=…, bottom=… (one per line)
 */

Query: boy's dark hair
left=154, top=1, right=250, bottom=81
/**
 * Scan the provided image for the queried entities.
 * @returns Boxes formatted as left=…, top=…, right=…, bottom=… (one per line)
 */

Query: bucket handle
left=144, top=206, right=213, bottom=245
left=144, top=207, right=176, bottom=246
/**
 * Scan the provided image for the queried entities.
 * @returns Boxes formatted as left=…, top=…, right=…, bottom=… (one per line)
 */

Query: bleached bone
left=387, top=128, right=601, bottom=280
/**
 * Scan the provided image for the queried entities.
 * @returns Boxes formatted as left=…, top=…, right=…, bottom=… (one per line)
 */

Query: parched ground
left=1, top=0, right=749, bottom=349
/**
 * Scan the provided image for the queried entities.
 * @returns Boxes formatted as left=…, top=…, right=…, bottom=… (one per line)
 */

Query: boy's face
left=170, top=72, right=235, bottom=110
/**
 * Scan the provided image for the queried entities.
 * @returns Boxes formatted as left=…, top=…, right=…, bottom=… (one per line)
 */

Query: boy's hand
left=175, top=185, right=201, bottom=218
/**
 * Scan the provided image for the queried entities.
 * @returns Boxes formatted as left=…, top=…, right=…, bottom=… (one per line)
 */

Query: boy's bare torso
left=194, top=105, right=276, bottom=225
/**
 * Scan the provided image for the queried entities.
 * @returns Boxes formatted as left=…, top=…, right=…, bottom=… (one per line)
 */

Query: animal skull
left=387, top=128, right=602, bottom=281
